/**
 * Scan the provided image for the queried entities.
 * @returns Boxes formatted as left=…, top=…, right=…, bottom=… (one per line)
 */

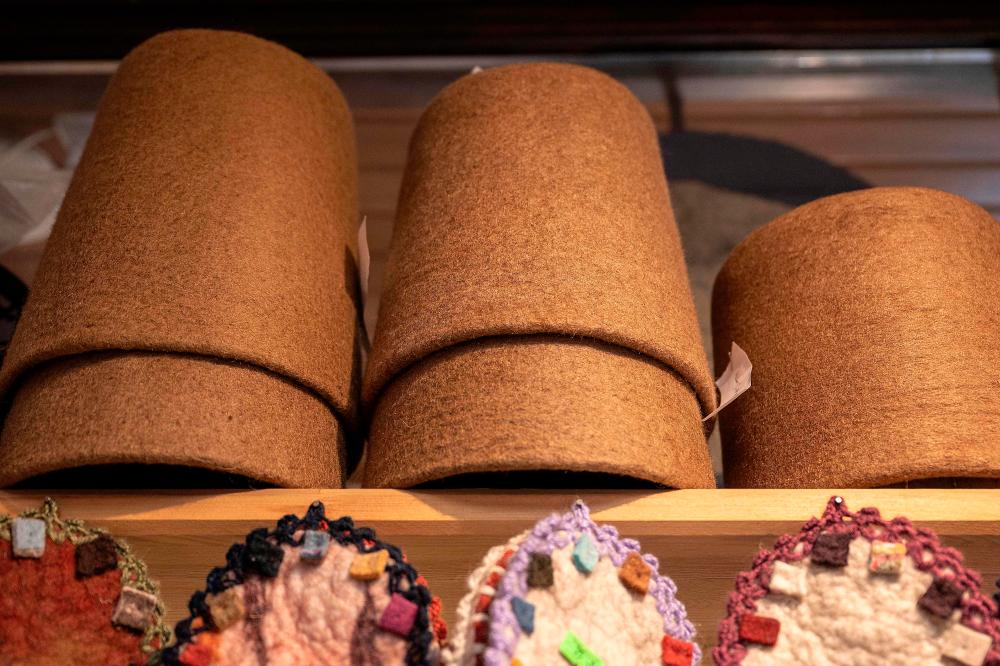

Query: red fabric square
left=661, top=634, right=694, bottom=665
left=739, top=614, right=780, bottom=646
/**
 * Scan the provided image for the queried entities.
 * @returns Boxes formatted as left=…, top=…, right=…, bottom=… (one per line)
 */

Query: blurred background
left=3, top=2, right=1000, bottom=477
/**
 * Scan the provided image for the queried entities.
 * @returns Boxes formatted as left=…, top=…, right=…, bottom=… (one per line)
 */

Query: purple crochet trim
left=485, top=500, right=699, bottom=665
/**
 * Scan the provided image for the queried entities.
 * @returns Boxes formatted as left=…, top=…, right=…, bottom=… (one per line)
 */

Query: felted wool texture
left=712, top=187, right=1000, bottom=488
left=515, top=544, right=665, bottom=664
left=364, top=62, right=714, bottom=487
left=487, top=500, right=699, bottom=665
left=365, top=336, right=714, bottom=489
left=163, top=502, right=444, bottom=666
left=444, top=533, right=527, bottom=666
left=715, top=497, right=1000, bottom=666
left=206, top=541, right=406, bottom=665
left=0, top=352, right=344, bottom=487
left=1, top=541, right=141, bottom=665
left=0, top=499, right=169, bottom=664
left=744, top=539, right=943, bottom=665
left=0, top=29, right=360, bottom=486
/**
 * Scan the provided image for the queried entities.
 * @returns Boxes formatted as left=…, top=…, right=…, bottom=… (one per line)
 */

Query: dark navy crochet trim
left=159, top=501, right=434, bottom=666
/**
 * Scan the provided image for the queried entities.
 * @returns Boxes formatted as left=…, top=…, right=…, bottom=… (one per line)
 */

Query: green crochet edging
left=0, top=497, right=172, bottom=657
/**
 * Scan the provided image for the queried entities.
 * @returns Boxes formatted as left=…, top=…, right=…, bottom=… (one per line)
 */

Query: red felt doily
left=0, top=539, right=146, bottom=665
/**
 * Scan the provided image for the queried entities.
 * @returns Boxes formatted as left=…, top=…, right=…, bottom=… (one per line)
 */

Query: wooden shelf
left=2, top=489, right=998, bottom=654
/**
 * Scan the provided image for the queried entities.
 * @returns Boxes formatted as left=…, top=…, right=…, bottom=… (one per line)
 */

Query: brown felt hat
left=713, top=187, right=1000, bottom=488
left=0, top=29, right=360, bottom=487
left=364, top=63, right=716, bottom=488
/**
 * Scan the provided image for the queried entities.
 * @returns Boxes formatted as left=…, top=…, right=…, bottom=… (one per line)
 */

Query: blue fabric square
left=572, top=533, right=599, bottom=574
left=11, top=518, right=45, bottom=558
left=300, top=529, right=330, bottom=561
left=511, top=596, right=535, bottom=635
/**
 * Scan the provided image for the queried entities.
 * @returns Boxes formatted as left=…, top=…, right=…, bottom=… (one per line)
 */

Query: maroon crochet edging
left=714, top=496, right=1000, bottom=665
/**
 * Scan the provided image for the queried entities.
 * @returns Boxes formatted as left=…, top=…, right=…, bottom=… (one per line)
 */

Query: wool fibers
left=712, top=187, right=1000, bottom=488
left=0, top=29, right=360, bottom=487
left=364, top=63, right=715, bottom=488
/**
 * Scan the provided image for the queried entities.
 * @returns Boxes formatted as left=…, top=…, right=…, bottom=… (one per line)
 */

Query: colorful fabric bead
left=349, top=548, right=389, bottom=581
left=112, top=586, right=158, bottom=631
left=868, top=540, right=906, bottom=575
left=378, top=593, right=418, bottom=637
left=511, top=596, right=535, bottom=635
left=178, top=641, right=214, bottom=666
left=767, top=560, right=806, bottom=598
left=206, top=587, right=244, bottom=630
left=11, top=518, right=45, bottom=558
left=739, top=614, right=780, bottom=646
left=300, top=530, right=330, bottom=562
left=661, top=634, right=694, bottom=666
left=75, top=535, right=119, bottom=577
left=572, top=533, right=599, bottom=574
left=919, top=578, right=964, bottom=619
left=527, top=553, right=553, bottom=588
left=559, top=630, right=603, bottom=666
left=618, top=551, right=651, bottom=595
left=243, top=532, right=284, bottom=578
left=939, top=622, right=994, bottom=665
left=810, top=532, right=851, bottom=567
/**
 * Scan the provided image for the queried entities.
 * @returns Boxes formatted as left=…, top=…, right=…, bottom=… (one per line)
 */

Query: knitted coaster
left=160, top=501, right=446, bottom=666
left=715, top=497, right=1000, bottom=666
left=444, top=500, right=699, bottom=666
left=0, top=498, right=169, bottom=665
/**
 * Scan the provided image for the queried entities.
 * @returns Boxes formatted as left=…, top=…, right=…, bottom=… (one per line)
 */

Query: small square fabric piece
left=660, top=634, right=694, bottom=666
left=244, top=533, right=284, bottom=578
left=939, top=622, right=994, bottom=666
left=919, top=578, right=964, bottom=619
left=572, top=533, right=599, bottom=574
left=511, top=596, right=535, bottom=635
left=300, top=530, right=330, bottom=562
left=350, top=548, right=390, bottom=581
left=378, top=593, right=418, bottom=637
left=868, top=541, right=906, bottom=575
left=112, top=586, right=158, bottom=631
left=618, top=552, right=652, bottom=595
left=559, top=630, right=603, bottom=666
left=76, top=535, right=119, bottom=577
left=527, top=553, right=553, bottom=588
left=11, top=518, right=46, bottom=558
left=768, top=560, right=806, bottom=598
left=206, top=587, right=245, bottom=630
left=810, top=532, right=851, bottom=568
left=739, top=614, right=780, bottom=646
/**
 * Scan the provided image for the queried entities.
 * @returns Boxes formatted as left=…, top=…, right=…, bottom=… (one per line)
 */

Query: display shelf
left=2, top=489, right=998, bottom=654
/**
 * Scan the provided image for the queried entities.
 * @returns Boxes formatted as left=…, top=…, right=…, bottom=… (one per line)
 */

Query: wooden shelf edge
left=2, top=488, right=998, bottom=527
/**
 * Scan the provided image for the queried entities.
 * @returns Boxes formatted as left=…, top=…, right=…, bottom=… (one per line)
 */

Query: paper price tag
left=703, top=341, right=752, bottom=421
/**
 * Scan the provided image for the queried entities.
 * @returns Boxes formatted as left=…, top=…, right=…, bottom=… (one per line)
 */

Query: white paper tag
left=703, top=342, right=752, bottom=421
left=357, top=216, right=373, bottom=349
left=358, top=215, right=370, bottom=305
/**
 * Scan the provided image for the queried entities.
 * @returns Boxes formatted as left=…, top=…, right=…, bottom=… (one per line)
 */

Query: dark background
left=5, top=2, right=1000, bottom=60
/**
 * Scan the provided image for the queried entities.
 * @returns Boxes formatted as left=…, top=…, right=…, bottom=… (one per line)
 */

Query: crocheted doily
left=160, top=501, right=447, bottom=666
left=446, top=500, right=699, bottom=666
left=0, top=498, right=169, bottom=665
left=715, top=496, right=1000, bottom=666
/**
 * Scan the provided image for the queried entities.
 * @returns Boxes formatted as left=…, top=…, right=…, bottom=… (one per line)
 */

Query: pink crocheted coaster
left=162, top=501, right=446, bottom=666
left=715, top=496, right=1000, bottom=666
